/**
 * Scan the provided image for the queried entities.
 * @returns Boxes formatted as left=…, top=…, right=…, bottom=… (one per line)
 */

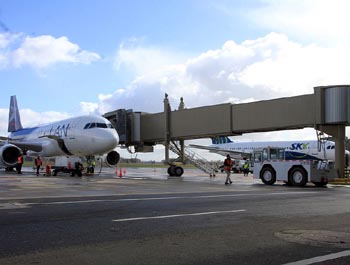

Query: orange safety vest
left=224, top=158, right=233, bottom=171
left=17, top=155, right=23, bottom=164
left=35, top=158, right=42, bottom=166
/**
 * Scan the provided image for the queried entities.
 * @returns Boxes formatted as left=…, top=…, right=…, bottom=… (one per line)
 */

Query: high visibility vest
left=243, top=163, right=249, bottom=169
left=17, top=156, right=23, bottom=164
left=35, top=158, right=42, bottom=166
left=224, top=158, right=233, bottom=171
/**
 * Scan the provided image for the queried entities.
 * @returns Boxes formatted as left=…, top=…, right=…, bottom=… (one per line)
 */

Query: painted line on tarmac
left=282, top=250, right=350, bottom=265
left=112, top=209, right=246, bottom=222
left=12, top=191, right=318, bottom=209
left=24, top=191, right=318, bottom=206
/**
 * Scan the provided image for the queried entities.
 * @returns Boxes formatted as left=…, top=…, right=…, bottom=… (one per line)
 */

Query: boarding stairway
left=169, top=141, right=217, bottom=177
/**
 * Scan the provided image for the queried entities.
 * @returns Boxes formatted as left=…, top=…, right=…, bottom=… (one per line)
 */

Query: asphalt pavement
left=0, top=168, right=350, bottom=265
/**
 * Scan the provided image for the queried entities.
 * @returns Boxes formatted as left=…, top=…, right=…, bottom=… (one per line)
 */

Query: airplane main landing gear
left=167, top=165, right=184, bottom=177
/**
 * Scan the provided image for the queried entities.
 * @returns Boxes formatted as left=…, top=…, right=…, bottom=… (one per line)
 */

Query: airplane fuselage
left=9, top=115, right=119, bottom=157
left=212, top=140, right=338, bottom=161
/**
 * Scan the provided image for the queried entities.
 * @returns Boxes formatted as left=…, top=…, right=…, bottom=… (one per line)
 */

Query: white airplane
left=0, top=96, right=120, bottom=168
left=190, top=136, right=349, bottom=165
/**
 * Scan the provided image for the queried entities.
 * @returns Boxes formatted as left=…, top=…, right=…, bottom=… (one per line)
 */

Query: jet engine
left=102, top=150, right=120, bottom=166
left=0, top=144, right=22, bottom=167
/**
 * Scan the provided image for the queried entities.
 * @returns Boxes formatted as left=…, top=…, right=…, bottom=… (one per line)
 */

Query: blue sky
left=1, top=0, right=350, bottom=160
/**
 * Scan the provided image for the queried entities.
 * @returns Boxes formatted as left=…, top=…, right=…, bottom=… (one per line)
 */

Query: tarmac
left=0, top=164, right=350, bottom=197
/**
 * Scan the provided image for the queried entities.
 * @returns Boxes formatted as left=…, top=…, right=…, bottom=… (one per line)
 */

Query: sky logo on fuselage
left=290, top=143, right=309, bottom=150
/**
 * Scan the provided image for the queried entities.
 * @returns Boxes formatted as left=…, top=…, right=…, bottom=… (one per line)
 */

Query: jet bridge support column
left=318, top=124, right=346, bottom=178
left=164, top=93, right=171, bottom=164
left=335, top=126, right=346, bottom=178
left=178, top=97, right=185, bottom=163
left=316, top=85, right=350, bottom=178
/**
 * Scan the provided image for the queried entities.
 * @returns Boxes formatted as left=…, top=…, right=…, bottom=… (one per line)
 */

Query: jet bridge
left=104, top=85, right=350, bottom=178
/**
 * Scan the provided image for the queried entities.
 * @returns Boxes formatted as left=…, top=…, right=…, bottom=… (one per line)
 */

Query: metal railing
left=169, top=141, right=217, bottom=177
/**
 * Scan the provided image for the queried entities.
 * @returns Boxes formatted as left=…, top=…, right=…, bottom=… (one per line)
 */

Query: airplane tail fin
left=211, top=136, right=233, bottom=145
left=8, top=95, right=23, bottom=132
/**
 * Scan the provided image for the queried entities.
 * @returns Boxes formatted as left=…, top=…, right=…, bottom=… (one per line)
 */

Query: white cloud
left=79, top=102, right=99, bottom=115
left=98, top=32, right=350, bottom=116
left=0, top=32, right=21, bottom=49
left=0, top=33, right=100, bottom=69
left=115, top=39, right=189, bottom=77
left=0, top=109, right=8, bottom=135
left=248, top=0, right=350, bottom=46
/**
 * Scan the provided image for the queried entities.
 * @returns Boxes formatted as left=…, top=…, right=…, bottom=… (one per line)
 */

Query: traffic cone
left=119, top=168, right=123, bottom=178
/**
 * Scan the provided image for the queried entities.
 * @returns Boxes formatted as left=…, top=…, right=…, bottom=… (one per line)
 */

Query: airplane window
left=97, top=123, right=108, bottom=128
left=84, top=123, right=112, bottom=129
left=84, top=123, right=103, bottom=129
left=84, top=123, right=91, bottom=129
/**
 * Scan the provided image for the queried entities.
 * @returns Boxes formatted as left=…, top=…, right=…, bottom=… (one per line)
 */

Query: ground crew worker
left=243, top=160, right=249, bottom=176
left=224, top=154, right=233, bottom=185
left=91, top=159, right=96, bottom=173
left=34, top=156, right=42, bottom=176
left=17, top=154, right=23, bottom=174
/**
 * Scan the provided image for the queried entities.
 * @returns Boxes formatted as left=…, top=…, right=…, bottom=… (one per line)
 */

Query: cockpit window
left=97, top=123, right=107, bottom=128
left=84, top=123, right=91, bottom=129
left=84, top=122, right=113, bottom=129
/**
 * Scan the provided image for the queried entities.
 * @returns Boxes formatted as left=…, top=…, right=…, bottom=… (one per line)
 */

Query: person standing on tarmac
left=243, top=160, right=250, bottom=176
left=34, top=156, right=42, bottom=176
left=224, top=154, right=233, bottom=185
left=17, top=153, right=23, bottom=174
left=91, top=159, right=96, bottom=173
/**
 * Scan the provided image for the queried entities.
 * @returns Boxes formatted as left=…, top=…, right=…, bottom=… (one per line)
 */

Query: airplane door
left=68, top=123, right=75, bottom=140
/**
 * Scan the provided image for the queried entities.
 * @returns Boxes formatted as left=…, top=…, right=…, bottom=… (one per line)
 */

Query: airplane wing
left=0, top=136, right=43, bottom=152
left=7, top=140, right=43, bottom=152
left=189, top=144, right=251, bottom=158
left=0, top=136, right=8, bottom=147
left=5, top=133, right=65, bottom=153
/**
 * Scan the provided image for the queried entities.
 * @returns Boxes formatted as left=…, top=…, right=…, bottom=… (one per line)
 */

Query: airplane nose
left=93, top=130, right=119, bottom=153
left=110, top=130, right=119, bottom=147
left=105, top=130, right=119, bottom=149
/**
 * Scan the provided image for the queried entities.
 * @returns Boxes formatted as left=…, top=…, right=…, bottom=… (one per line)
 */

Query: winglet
left=8, top=95, right=23, bottom=132
left=211, top=136, right=233, bottom=144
